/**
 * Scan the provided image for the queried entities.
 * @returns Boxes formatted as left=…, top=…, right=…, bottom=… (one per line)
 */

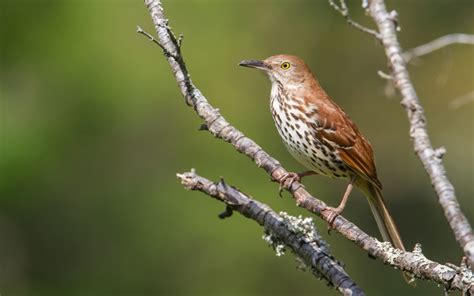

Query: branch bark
left=177, top=170, right=365, bottom=296
left=365, top=0, right=474, bottom=268
left=142, top=0, right=474, bottom=292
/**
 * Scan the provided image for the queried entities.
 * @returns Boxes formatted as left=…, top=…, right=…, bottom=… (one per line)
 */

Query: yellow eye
left=281, top=62, right=291, bottom=70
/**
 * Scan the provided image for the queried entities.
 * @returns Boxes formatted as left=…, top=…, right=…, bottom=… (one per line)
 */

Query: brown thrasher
left=240, top=55, right=412, bottom=283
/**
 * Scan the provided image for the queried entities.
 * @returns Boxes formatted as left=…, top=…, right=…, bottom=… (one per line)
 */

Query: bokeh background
left=1, top=0, right=473, bottom=295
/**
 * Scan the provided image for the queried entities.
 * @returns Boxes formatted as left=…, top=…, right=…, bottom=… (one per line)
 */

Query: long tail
left=365, top=183, right=405, bottom=251
left=360, top=181, right=414, bottom=284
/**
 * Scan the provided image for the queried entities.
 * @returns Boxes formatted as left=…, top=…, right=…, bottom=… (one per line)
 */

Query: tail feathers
left=361, top=181, right=415, bottom=285
left=366, top=184, right=406, bottom=251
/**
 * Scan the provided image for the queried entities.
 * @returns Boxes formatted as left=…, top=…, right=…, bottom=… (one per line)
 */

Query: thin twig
left=449, top=91, right=474, bottom=110
left=177, top=170, right=365, bottom=296
left=365, top=0, right=474, bottom=267
left=328, top=0, right=381, bottom=40
left=403, top=33, right=474, bottom=63
left=137, top=25, right=179, bottom=60
left=142, top=0, right=474, bottom=291
left=377, top=70, right=393, bottom=80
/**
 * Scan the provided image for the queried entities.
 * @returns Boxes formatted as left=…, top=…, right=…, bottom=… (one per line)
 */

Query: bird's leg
left=278, top=170, right=317, bottom=197
left=322, top=176, right=357, bottom=226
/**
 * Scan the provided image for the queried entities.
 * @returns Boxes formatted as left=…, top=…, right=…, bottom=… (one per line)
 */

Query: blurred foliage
left=1, top=0, right=473, bottom=295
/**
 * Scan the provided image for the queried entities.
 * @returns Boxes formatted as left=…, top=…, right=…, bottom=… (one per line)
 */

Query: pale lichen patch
left=279, top=211, right=328, bottom=250
left=262, top=232, right=286, bottom=256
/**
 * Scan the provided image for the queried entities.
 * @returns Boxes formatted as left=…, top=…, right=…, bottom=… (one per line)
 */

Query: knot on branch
left=388, top=10, right=400, bottom=31
left=434, top=147, right=446, bottom=159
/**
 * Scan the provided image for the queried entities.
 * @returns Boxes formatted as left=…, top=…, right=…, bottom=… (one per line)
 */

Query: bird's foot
left=321, top=206, right=344, bottom=231
left=278, top=172, right=301, bottom=197
left=278, top=171, right=317, bottom=197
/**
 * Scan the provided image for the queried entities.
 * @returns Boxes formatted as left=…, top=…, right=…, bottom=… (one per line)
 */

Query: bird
left=239, top=54, right=412, bottom=283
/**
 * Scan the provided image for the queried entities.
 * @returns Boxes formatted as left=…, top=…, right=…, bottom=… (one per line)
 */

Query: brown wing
left=304, top=88, right=382, bottom=189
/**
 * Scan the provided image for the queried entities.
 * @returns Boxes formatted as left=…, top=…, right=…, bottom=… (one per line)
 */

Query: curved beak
left=238, top=59, right=271, bottom=71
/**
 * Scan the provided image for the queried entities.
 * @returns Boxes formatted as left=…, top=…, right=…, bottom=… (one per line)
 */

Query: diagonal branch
left=177, top=170, right=473, bottom=294
left=364, top=0, right=474, bottom=268
left=403, top=33, right=474, bottom=63
left=142, top=0, right=474, bottom=291
left=177, top=169, right=365, bottom=296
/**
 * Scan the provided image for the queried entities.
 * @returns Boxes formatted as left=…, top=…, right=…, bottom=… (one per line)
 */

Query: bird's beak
left=238, top=59, right=271, bottom=71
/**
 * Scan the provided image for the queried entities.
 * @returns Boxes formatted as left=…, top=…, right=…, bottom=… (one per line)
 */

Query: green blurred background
left=1, top=0, right=473, bottom=295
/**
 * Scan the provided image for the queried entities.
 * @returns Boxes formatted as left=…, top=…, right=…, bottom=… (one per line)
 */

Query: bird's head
left=239, top=54, right=312, bottom=85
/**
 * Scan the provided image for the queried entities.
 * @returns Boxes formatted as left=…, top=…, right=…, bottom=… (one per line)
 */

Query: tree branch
left=141, top=0, right=474, bottom=291
left=177, top=169, right=365, bottom=296
left=449, top=91, right=474, bottom=110
left=328, top=0, right=381, bottom=40
left=403, top=33, right=474, bottom=63
left=177, top=170, right=474, bottom=294
left=363, top=0, right=474, bottom=268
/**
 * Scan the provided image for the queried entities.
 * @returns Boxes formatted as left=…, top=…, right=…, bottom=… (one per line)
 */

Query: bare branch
left=177, top=170, right=365, bottom=296
left=178, top=170, right=474, bottom=293
left=365, top=0, right=474, bottom=266
left=328, top=0, right=381, bottom=40
left=449, top=91, right=474, bottom=110
left=142, top=0, right=474, bottom=290
left=403, top=33, right=474, bottom=63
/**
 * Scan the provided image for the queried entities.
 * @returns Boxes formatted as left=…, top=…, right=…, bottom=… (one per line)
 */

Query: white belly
left=270, top=90, right=351, bottom=179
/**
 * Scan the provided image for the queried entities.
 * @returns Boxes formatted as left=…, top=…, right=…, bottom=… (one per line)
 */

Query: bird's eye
left=281, top=62, right=291, bottom=70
